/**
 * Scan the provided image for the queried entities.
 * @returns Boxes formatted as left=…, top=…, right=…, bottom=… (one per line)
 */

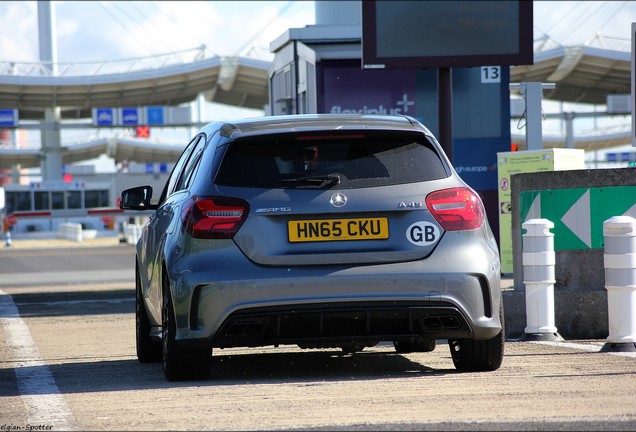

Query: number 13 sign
left=481, top=66, right=501, bottom=83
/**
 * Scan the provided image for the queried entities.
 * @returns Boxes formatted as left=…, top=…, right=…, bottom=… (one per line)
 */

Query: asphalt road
left=0, top=242, right=136, bottom=287
left=1, top=244, right=636, bottom=431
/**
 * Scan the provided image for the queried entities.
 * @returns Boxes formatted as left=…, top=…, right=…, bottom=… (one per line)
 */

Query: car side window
left=164, top=135, right=202, bottom=198
left=175, top=137, right=206, bottom=191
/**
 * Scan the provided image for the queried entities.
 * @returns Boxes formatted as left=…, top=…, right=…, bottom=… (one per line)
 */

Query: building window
left=67, top=191, right=82, bottom=209
left=52, top=191, right=65, bottom=209
left=85, top=190, right=110, bottom=208
left=84, top=190, right=100, bottom=208
left=99, top=190, right=110, bottom=207
left=5, top=192, right=15, bottom=214
left=16, top=191, right=31, bottom=211
left=34, top=191, right=49, bottom=210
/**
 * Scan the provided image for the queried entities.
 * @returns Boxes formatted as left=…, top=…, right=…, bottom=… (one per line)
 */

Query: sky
left=0, top=0, right=635, bottom=170
left=0, top=0, right=317, bottom=129
left=0, top=1, right=315, bottom=64
left=0, top=1, right=634, bottom=62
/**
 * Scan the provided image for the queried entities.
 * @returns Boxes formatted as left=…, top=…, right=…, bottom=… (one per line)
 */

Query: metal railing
left=0, top=45, right=216, bottom=77
left=534, top=33, right=630, bottom=54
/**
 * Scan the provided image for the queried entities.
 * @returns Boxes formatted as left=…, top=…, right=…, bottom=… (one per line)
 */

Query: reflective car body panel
left=121, top=114, right=503, bottom=377
left=166, top=225, right=501, bottom=342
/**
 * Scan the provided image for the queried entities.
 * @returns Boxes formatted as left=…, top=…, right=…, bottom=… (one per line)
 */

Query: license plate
left=288, top=217, right=389, bottom=242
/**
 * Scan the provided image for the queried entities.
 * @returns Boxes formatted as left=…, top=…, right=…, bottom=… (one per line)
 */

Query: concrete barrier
left=504, top=167, right=636, bottom=339
left=58, top=222, right=82, bottom=242
left=123, top=223, right=142, bottom=245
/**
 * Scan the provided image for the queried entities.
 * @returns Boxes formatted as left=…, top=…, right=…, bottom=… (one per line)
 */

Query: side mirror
left=120, top=185, right=156, bottom=210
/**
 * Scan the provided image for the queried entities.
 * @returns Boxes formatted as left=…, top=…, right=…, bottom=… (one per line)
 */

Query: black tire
left=448, top=302, right=505, bottom=372
left=162, top=271, right=211, bottom=381
left=136, top=262, right=162, bottom=363
left=340, top=342, right=367, bottom=354
left=394, top=339, right=436, bottom=353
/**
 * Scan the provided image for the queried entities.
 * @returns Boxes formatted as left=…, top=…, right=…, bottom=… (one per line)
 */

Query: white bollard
left=520, top=218, right=563, bottom=341
left=601, top=216, right=636, bottom=352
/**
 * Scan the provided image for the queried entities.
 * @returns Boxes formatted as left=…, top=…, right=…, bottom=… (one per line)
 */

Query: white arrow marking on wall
left=561, top=189, right=591, bottom=248
left=523, top=193, right=542, bottom=222
left=624, top=203, right=636, bottom=218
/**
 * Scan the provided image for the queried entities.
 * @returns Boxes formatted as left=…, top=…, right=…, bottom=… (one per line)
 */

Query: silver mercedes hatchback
left=120, top=114, right=504, bottom=381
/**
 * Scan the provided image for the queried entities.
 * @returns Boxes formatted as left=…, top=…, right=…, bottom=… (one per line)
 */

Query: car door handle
left=162, top=205, right=173, bottom=214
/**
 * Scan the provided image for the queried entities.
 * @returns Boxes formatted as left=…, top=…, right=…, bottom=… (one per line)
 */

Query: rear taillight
left=425, top=187, right=485, bottom=231
left=182, top=197, right=248, bottom=239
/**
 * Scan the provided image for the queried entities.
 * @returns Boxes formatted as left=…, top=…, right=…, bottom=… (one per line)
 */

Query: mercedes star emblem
left=330, top=193, right=347, bottom=208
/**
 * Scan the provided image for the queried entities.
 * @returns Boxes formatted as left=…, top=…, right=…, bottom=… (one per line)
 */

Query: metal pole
left=509, top=82, right=555, bottom=151
left=37, top=0, right=57, bottom=75
left=37, top=1, right=63, bottom=184
left=438, top=67, right=453, bottom=162
left=565, top=112, right=575, bottom=149
left=524, top=82, right=544, bottom=151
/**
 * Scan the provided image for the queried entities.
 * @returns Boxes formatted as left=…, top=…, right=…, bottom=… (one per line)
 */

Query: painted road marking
left=16, top=298, right=133, bottom=307
left=0, top=288, right=77, bottom=430
left=531, top=340, right=636, bottom=358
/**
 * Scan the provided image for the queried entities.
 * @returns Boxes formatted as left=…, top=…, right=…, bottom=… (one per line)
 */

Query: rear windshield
left=214, top=132, right=449, bottom=189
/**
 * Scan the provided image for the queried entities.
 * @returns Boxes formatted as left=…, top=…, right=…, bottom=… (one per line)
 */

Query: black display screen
left=362, top=0, right=533, bottom=69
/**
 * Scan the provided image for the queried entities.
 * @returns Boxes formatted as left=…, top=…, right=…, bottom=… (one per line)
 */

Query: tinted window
left=176, top=139, right=205, bottom=191
left=34, top=191, right=49, bottom=210
left=165, top=137, right=198, bottom=197
left=5, top=192, right=15, bottom=214
left=165, top=135, right=205, bottom=197
left=215, top=132, right=448, bottom=189
left=84, top=190, right=109, bottom=208
left=16, top=191, right=31, bottom=211
left=67, top=191, right=82, bottom=209
left=52, top=191, right=65, bottom=209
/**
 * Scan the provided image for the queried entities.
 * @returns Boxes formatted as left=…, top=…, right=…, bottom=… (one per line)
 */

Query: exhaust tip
left=421, top=315, right=461, bottom=330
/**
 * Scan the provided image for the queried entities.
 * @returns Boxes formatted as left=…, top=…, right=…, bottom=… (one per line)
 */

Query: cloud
left=533, top=1, right=636, bottom=50
left=106, top=1, right=225, bottom=58
left=3, top=0, right=636, bottom=66
left=0, top=1, right=38, bottom=62
left=46, top=1, right=314, bottom=62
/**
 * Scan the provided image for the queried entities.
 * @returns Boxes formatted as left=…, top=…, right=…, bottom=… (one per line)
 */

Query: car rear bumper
left=165, top=228, right=502, bottom=349
left=169, top=266, right=502, bottom=349
left=211, top=301, right=476, bottom=349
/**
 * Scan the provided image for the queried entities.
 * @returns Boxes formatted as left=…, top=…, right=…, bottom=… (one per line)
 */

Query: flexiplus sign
left=497, top=149, right=585, bottom=274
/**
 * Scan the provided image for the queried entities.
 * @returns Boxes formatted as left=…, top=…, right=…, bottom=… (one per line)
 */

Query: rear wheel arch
left=448, top=299, right=505, bottom=372
left=160, top=261, right=211, bottom=381
left=135, top=260, right=162, bottom=363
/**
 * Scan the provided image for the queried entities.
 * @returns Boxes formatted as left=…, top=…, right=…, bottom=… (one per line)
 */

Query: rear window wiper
left=280, top=173, right=341, bottom=187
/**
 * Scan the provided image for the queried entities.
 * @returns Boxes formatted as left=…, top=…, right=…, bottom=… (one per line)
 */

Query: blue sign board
left=95, top=108, right=115, bottom=126
left=121, top=107, right=140, bottom=126
left=145, top=163, right=168, bottom=174
left=146, top=106, right=165, bottom=125
left=607, top=152, right=636, bottom=162
left=622, top=152, right=635, bottom=162
left=0, top=109, right=19, bottom=127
